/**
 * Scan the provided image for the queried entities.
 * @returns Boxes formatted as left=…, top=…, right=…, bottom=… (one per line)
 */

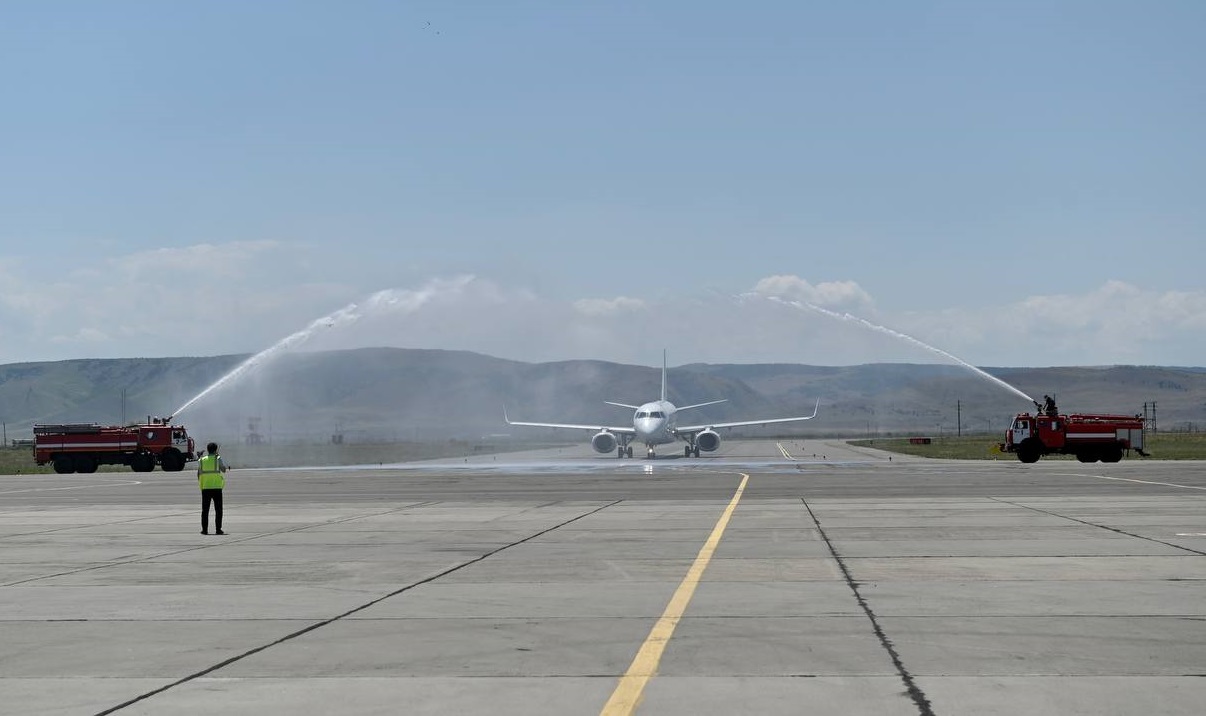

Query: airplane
left=504, top=353, right=820, bottom=459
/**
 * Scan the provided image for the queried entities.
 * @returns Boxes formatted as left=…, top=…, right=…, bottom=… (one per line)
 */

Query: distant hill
left=2, top=349, right=1203, bottom=446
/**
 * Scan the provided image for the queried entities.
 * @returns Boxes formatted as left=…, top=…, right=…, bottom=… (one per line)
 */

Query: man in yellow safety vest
left=197, top=442, right=229, bottom=535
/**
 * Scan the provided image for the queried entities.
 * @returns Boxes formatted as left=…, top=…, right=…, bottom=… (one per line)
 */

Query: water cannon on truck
left=33, top=417, right=197, bottom=473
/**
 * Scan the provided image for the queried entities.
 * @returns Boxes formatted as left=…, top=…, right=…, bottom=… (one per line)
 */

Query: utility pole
left=957, top=400, right=962, bottom=437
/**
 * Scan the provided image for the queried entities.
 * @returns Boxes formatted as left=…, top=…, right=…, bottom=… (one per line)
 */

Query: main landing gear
left=616, top=445, right=634, bottom=458
left=684, top=445, right=700, bottom=458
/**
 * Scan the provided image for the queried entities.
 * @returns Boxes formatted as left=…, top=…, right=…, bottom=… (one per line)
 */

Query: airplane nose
left=636, top=417, right=665, bottom=435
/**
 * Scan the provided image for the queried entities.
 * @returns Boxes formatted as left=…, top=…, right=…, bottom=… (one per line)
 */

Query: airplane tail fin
left=661, top=350, right=667, bottom=401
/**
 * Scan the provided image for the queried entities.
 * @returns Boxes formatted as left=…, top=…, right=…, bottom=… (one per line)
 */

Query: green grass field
left=849, top=432, right=1206, bottom=460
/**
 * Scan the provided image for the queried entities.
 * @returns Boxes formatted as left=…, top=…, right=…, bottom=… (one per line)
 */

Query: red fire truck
left=1002, top=410, right=1147, bottom=463
left=33, top=417, right=197, bottom=473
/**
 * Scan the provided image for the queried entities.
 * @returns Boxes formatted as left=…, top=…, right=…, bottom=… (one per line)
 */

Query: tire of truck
left=74, top=455, right=98, bottom=473
left=53, top=455, right=76, bottom=474
left=1101, top=444, right=1124, bottom=463
left=1016, top=438, right=1042, bottom=464
left=1075, top=449, right=1099, bottom=463
left=130, top=453, right=155, bottom=472
left=160, top=448, right=185, bottom=472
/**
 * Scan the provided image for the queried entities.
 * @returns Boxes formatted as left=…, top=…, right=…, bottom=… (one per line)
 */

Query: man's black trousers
left=201, top=489, right=223, bottom=532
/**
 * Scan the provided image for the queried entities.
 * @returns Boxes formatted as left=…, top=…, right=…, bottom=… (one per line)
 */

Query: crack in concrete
left=801, top=497, right=936, bottom=716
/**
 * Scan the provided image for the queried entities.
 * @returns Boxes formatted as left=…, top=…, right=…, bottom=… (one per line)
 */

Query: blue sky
left=2, top=1, right=1203, bottom=369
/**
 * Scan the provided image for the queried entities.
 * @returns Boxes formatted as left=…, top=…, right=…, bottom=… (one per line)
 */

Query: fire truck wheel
left=1075, top=450, right=1099, bottom=463
left=74, top=456, right=98, bottom=474
left=160, top=449, right=185, bottom=472
left=52, top=456, right=76, bottom=474
left=1102, top=445, right=1124, bottom=463
left=1016, top=439, right=1042, bottom=464
left=131, top=454, right=155, bottom=472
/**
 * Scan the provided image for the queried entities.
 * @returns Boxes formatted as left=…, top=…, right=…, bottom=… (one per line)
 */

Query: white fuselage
left=633, top=400, right=678, bottom=447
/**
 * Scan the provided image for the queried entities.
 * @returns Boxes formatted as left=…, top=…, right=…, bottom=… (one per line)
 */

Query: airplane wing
left=504, top=409, right=635, bottom=435
left=675, top=398, right=820, bottom=434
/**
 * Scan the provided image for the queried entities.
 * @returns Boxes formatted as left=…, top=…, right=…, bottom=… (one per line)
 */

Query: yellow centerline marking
left=775, top=442, right=793, bottom=459
left=600, top=473, right=749, bottom=716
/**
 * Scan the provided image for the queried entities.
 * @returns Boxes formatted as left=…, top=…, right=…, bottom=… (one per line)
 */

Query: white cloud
left=116, top=240, right=283, bottom=279
left=572, top=296, right=647, bottom=316
left=2, top=256, right=1204, bottom=369
left=751, top=275, right=875, bottom=311
left=50, top=327, right=110, bottom=344
left=0, top=240, right=355, bottom=363
left=894, top=281, right=1206, bottom=366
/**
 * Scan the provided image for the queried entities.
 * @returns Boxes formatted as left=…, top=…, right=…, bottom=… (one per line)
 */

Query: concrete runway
left=2, top=438, right=1205, bottom=715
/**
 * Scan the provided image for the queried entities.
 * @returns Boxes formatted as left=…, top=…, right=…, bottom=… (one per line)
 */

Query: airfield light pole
left=957, top=400, right=962, bottom=438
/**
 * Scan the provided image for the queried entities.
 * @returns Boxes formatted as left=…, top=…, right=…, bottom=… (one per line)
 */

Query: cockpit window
left=650, top=411, right=664, bottom=418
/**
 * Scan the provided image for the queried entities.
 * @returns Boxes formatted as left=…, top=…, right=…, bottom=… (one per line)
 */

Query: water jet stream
left=764, top=296, right=1035, bottom=404
left=172, top=276, right=474, bottom=418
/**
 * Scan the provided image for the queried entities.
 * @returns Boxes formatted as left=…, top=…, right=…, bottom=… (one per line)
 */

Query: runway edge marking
left=600, top=473, right=749, bottom=716
left=1058, top=471, right=1206, bottom=491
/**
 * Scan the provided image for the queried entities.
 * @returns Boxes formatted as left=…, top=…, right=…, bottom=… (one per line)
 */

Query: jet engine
left=695, top=429, right=721, bottom=452
left=591, top=431, right=618, bottom=454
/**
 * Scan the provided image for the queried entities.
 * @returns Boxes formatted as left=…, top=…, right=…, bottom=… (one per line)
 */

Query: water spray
left=760, top=295, right=1036, bottom=404
left=172, top=276, right=476, bottom=418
